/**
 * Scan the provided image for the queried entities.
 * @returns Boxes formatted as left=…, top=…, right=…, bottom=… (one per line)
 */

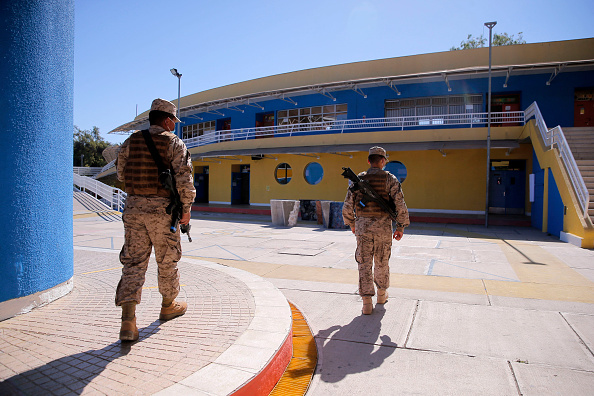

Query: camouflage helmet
left=368, top=146, right=388, bottom=159
left=150, top=98, right=181, bottom=122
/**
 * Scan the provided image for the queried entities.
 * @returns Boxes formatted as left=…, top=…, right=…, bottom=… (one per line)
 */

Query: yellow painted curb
left=269, top=302, right=317, bottom=396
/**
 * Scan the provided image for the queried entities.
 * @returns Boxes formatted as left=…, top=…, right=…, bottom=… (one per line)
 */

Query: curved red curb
left=231, top=329, right=293, bottom=396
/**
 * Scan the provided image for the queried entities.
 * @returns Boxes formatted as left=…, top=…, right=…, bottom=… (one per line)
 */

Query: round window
left=304, top=162, right=324, bottom=185
left=275, top=163, right=292, bottom=184
left=384, top=161, right=407, bottom=183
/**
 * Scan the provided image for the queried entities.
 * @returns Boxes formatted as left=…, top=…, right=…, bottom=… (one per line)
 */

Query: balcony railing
left=183, top=111, right=525, bottom=149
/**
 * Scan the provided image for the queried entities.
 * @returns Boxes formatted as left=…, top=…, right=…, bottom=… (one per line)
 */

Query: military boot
left=362, top=296, right=373, bottom=315
left=159, top=300, right=187, bottom=321
left=377, top=289, right=388, bottom=304
left=119, top=302, right=139, bottom=342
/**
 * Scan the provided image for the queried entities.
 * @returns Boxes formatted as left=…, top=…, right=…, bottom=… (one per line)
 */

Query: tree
left=450, top=32, right=526, bottom=50
left=73, top=126, right=110, bottom=167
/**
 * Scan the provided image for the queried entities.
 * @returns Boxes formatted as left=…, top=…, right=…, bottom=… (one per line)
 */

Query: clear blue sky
left=74, top=0, right=594, bottom=145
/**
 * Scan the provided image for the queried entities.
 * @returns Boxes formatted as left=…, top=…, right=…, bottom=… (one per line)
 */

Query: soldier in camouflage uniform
left=115, top=98, right=196, bottom=341
left=342, top=146, right=409, bottom=315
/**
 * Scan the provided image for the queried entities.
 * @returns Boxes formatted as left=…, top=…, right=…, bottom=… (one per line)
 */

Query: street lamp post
left=170, top=68, right=182, bottom=137
left=484, top=21, right=496, bottom=228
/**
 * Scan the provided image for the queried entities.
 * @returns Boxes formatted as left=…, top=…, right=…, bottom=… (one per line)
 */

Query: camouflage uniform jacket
left=117, top=125, right=196, bottom=213
left=342, top=167, right=410, bottom=232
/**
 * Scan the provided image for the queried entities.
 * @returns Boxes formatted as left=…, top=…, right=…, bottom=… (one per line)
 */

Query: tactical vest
left=124, top=130, right=174, bottom=197
left=354, top=171, right=391, bottom=218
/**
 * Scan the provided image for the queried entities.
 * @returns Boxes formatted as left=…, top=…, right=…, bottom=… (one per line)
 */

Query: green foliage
left=450, top=34, right=486, bottom=50
left=450, top=32, right=526, bottom=50
left=73, top=126, right=110, bottom=167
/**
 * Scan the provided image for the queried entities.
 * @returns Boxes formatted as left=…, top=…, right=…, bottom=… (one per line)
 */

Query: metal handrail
left=73, top=173, right=126, bottom=212
left=73, top=166, right=103, bottom=178
left=524, top=102, right=589, bottom=217
left=183, top=111, right=525, bottom=149
left=100, top=159, right=116, bottom=174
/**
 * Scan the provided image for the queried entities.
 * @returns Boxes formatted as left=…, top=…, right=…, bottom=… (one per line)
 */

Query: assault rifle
left=341, top=167, right=399, bottom=224
left=142, top=130, right=192, bottom=242
left=159, top=170, right=192, bottom=242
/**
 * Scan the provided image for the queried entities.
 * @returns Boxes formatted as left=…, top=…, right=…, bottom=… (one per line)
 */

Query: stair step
left=577, top=160, right=594, bottom=166
left=562, top=127, right=594, bottom=133
left=565, top=132, right=594, bottom=136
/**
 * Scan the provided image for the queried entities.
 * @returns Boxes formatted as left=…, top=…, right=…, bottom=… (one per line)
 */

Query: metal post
left=170, top=68, right=182, bottom=138
left=484, top=21, right=496, bottom=228
left=176, top=75, right=181, bottom=137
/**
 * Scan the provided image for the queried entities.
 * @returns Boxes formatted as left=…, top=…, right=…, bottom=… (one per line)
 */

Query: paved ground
left=1, top=191, right=594, bottom=395
left=0, top=193, right=292, bottom=395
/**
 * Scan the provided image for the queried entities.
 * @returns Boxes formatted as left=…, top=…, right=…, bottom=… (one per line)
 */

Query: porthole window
left=385, top=161, right=407, bottom=183
left=275, top=163, right=292, bottom=184
left=304, top=162, right=324, bottom=185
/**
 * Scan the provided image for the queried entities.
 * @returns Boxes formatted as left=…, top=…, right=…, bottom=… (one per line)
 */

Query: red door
left=491, top=94, right=521, bottom=127
left=575, top=100, right=594, bottom=127
left=502, top=103, right=521, bottom=126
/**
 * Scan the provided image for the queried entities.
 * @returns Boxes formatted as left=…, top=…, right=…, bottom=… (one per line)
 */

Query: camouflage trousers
left=355, top=216, right=392, bottom=297
left=115, top=196, right=182, bottom=306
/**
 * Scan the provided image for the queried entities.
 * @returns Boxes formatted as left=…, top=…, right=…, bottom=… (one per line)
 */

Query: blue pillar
left=0, top=0, right=74, bottom=318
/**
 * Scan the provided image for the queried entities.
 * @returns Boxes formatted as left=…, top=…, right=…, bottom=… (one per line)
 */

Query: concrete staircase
left=563, top=127, right=594, bottom=218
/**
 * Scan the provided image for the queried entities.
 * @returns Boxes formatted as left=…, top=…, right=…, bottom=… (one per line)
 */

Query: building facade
left=111, top=38, right=594, bottom=248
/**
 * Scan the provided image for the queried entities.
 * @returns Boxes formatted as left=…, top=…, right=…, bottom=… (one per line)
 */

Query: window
left=277, top=104, right=348, bottom=126
left=304, top=162, right=324, bottom=185
left=384, top=161, right=407, bottom=183
left=275, top=163, right=292, bottom=184
left=182, top=121, right=215, bottom=139
left=385, top=95, right=482, bottom=125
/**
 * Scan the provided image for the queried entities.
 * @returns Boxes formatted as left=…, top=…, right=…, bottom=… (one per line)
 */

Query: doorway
left=194, top=166, right=209, bottom=203
left=231, top=164, right=250, bottom=205
left=488, top=160, right=526, bottom=215
left=491, top=94, right=521, bottom=126
left=574, top=88, right=594, bottom=127
left=255, top=112, right=275, bottom=138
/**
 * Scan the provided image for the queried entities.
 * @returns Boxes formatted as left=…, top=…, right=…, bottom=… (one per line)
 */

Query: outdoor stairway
left=73, top=190, right=112, bottom=212
left=563, top=127, right=594, bottom=218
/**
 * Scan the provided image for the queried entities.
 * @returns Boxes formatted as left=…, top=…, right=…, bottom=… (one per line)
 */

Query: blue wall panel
left=547, top=168, right=564, bottom=238
left=181, top=71, right=594, bottom=132
left=0, top=0, right=74, bottom=302
left=531, top=151, right=544, bottom=230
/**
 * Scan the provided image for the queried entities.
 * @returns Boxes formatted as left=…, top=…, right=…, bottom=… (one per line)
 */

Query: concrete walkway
left=1, top=192, right=593, bottom=395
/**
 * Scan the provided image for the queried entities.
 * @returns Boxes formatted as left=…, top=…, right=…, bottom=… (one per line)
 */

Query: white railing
left=73, top=167, right=103, bottom=177
left=73, top=173, right=126, bottom=212
left=524, top=102, right=589, bottom=217
left=183, top=111, right=525, bottom=149
left=100, top=159, right=116, bottom=173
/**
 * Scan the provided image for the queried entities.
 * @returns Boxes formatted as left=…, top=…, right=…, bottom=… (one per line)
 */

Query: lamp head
left=170, top=68, right=181, bottom=78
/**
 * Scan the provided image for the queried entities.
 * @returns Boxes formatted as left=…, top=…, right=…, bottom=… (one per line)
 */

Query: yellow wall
left=207, top=160, right=232, bottom=203
left=192, top=143, right=534, bottom=213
